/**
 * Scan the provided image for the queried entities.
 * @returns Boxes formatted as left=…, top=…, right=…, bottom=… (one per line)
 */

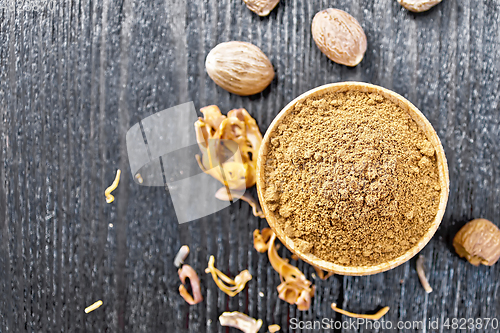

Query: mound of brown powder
left=263, top=91, right=441, bottom=266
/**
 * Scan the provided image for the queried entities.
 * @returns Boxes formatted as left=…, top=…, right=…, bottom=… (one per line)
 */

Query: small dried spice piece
left=206, top=41, right=274, bottom=96
left=195, top=105, right=262, bottom=191
left=195, top=105, right=264, bottom=217
left=105, top=169, right=121, bottom=203
left=84, top=300, right=103, bottom=314
left=331, top=303, right=390, bottom=320
left=174, top=245, right=190, bottom=268
left=416, top=255, right=432, bottom=293
left=397, top=0, right=442, bottom=12
left=313, top=266, right=334, bottom=280
left=268, top=324, right=281, bottom=332
left=135, top=173, right=143, bottom=184
left=311, top=8, right=367, bottom=66
left=453, top=218, right=500, bottom=266
left=253, top=228, right=273, bottom=253
left=268, top=233, right=315, bottom=311
left=219, top=312, right=263, bottom=333
left=178, top=264, right=203, bottom=305
left=215, top=188, right=265, bottom=218
left=205, top=256, right=252, bottom=297
left=243, top=0, right=279, bottom=16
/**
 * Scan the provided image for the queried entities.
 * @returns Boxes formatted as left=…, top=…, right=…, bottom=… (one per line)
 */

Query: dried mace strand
left=313, top=266, right=334, bottom=280
left=397, top=0, right=442, bottom=13
left=215, top=188, right=265, bottom=218
left=195, top=105, right=263, bottom=190
left=205, top=255, right=252, bottom=297
left=178, top=264, right=203, bottom=305
left=243, top=0, right=279, bottom=16
left=105, top=169, right=121, bottom=203
left=205, top=41, right=274, bottom=96
left=416, top=255, right=433, bottom=293
left=219, top=312, right=263, bottom=333
left=453, top=218, right=500, bottom=266
left=85, top=300, right=103, bottom=313
left=267, top=233, right=315, bottom=311
left=311, top=8, right=367, bottom=66
left=253, top=228, right=273, bottom=253
left=331, top=303, right=390, bottom=320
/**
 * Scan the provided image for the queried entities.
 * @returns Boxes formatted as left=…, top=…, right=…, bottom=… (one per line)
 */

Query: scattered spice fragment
left=215, top=187, right=265, bottom=218
left=219, top=311, right=263, bottom=333
left=105, top=169, right=121, bottom=203
left=205, top=256, right=252, bottom=297
left=453, top=218, right=500, bottom=266
left=416, top=255, right=432, bottom=293
left=291, top=254, right=299, bottom=261
left=331, top=303, right=390, bottom=320
left=135, top=173, right=143, bottom=184
left=253, top=228, right=273, bottom=253
left=243, top=0, right=279, bottom=16
left=397, top=0, right=442, bottom=12
left=268, top=233, right=315, bottom=310
left=84, top=300, right=103, bottom=313
left=268, top=233, right=306, bottom=282
left=174, top=245, right=190, bottom=268
left=195, top=105, right=264, bottom=216
left=178, top=264, right=203, bottom=305
left=268, top=324, right=281, bottom=332
left=195, top=106, right=262, bottom=189
left=313, top=266, right=334, bottom=280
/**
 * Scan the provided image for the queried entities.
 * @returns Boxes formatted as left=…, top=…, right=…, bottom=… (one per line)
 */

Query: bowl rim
left=256, top=82, right=450, bottom=276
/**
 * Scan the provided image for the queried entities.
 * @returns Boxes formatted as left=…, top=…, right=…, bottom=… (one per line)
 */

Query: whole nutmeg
left=453, top=218, right=500, bottom=266
left=397, top=0, right=442, bottom=13
left=205, top=41, right=275, bottom=96
left=311, top=8, right=367, bottom=67
left=243, top=0, right=279, bottom=16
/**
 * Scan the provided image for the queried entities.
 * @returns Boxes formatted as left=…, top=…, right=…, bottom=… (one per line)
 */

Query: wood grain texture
left=0, top=0, right=499, bottom=332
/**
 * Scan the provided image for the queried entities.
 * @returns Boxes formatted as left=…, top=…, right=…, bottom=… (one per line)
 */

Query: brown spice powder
left=263, top=91, right=441, bottom=266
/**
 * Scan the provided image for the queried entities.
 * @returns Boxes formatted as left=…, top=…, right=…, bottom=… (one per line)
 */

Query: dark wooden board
left=0, top=0, right=499, bottom=332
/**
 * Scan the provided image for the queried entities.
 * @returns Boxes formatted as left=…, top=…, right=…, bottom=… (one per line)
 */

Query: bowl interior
left=256, top=82, right=450, bottom=276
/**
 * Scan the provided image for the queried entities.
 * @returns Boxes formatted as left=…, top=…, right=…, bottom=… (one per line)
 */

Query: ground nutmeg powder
left=263, top=91, right=441, bottom=266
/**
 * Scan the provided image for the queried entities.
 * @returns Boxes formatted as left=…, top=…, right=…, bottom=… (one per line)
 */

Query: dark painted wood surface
left=1, top=0, right=499, bottom=332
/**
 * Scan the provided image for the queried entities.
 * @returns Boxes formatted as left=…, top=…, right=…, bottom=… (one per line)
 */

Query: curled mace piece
left=331, top=303, right=390, bottom=320
left=178, top=264, right=203, bottom=305
left=267, top=233, right=315, bottom=311
left=205, top=255, right=252, bottom=297
left=219, top=311, right=263, bottom=333
left=195, top=105, right=265, bottom=218
left=195, top=105, right=262, bottom=190
left=253, top=228, right=273, bottom=253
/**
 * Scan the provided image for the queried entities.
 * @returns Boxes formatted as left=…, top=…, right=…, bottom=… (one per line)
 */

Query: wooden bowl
left=256, top=82, right=450, bottom=276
